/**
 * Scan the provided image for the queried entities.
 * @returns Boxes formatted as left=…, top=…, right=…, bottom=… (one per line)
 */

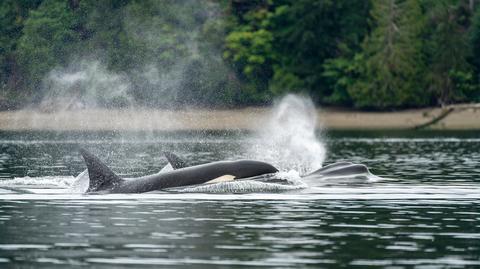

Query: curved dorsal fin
left=79, top=148, right=123, bottom=192
left=163, top=152, right=189, bottom=169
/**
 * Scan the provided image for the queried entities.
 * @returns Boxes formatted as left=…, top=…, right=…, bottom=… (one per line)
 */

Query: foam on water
left=0, top=176, right=75, bottom=188
left=1, top=181, right=480, bottom=200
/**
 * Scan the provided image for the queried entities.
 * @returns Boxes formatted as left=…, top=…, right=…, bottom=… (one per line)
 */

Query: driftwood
left=413, top=103, right=480, bottom=130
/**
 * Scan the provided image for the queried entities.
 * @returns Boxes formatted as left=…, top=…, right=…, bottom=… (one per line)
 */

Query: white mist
left=248, top=94, right=326, bottom=174
left=40, top=60, right=134, bottom=111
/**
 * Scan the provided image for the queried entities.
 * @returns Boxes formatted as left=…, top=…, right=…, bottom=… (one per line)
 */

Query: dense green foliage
left=350, top=0, right=428, bottom=109
left=1, top=0, right=480, bottom=110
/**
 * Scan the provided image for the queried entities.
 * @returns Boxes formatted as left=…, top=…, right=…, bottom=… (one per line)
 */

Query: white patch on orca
left=69, top=169, right=90, bottom=193
left=159, top=163, right=174, bottom=173
left=205, top=175, right=235, bottom=184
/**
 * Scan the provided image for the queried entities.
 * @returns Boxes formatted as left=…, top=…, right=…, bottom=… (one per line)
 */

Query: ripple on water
left=0, top=131, right=480, bottom=267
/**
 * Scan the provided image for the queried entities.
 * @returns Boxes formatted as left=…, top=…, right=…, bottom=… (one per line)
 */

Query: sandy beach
left=0, top=107, right=479, bottom=131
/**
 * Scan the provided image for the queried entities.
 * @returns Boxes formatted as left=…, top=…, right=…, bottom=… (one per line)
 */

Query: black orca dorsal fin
left=79, top=148, right=123, bottom=192
left=163, top=152, right=188, bottom=169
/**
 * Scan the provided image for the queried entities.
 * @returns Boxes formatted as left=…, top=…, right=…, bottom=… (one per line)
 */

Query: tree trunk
left=413, top=103, right=480, bottom=130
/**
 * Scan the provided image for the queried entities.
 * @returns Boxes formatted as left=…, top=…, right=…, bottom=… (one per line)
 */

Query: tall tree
left=223, top=0, right=275, bottom=104
left=224, top=0, right=370, bottom=104
left=16, top=0, right=81, bottom=94
left=268, top=0, right=370, bottom=100
left=425, top=0, right=474, bottom=105
left=350, top=0, right=429, bottom=109
left=0, top=0, right=42, bottom=104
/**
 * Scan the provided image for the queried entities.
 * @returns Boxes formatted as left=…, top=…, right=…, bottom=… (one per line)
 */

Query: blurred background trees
left=1, top=0, right=480, bottom=110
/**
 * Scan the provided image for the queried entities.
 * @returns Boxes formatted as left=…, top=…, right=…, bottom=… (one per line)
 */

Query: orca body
left=79, top=148, right=375, bottom=194
left=80, top=148, right=278, bottom=193
left=304, top=162, right=370, bottom=179
left=162, top=153, right=370, bottom=180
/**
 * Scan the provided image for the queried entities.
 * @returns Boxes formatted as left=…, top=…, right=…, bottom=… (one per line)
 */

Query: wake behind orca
left=79, top=148, right=376, bottom=194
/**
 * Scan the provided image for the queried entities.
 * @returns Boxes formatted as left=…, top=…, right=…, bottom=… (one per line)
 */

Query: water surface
left=0, top=130, right=479, bottom=268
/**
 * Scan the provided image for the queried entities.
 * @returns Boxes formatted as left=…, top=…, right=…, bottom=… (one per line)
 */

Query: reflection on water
left=0, top=130, right=479, bottom=268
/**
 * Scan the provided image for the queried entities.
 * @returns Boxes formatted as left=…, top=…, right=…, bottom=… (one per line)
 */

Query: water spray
left=248, top=94, right=326, bottom=174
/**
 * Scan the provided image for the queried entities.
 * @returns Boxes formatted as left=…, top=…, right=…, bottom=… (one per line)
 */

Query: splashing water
left=0, top=176, right=74, bottom=188
left=248, top=94, right=326, bottom=174
left=9, top=94, right=328, bottom=194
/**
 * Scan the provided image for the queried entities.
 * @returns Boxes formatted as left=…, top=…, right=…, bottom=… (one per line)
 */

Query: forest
left=1, top=0, right=480, bottom=110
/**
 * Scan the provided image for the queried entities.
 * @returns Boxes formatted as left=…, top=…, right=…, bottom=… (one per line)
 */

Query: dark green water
left=0, top=130, right=479, bottom=268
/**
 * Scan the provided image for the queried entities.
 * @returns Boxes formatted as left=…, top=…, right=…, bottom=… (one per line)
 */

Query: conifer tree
left=350, top=0, right=429, bottom=109
left=427, top=0, right=474, bottom=104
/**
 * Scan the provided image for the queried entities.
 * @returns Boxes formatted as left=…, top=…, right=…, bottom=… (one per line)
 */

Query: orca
left=303, top=162, right=370, bottom=179
left=79, top=148, right=278, bottom=193
left=163, top=153, right=371, bottom=180
left=79, top=148, right=375, bottom=194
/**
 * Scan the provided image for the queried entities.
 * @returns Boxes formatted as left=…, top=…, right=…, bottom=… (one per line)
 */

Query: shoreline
left=0, top=107, right=479, bottom=131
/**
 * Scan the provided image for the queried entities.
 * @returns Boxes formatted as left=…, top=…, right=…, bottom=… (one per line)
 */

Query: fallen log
left=413, top=103, right=480, bottom=130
